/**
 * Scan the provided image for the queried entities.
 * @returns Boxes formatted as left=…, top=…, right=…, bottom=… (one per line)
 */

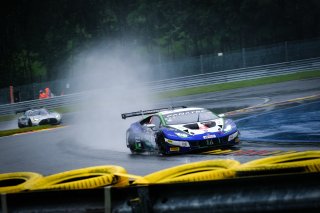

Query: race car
left=17, top=108, right=62, bottom=128
left=121, top=106, right=240, bottom=155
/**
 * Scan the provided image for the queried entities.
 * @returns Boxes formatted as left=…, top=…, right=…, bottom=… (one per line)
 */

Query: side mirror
left=146, top=124, right=156, bottom=129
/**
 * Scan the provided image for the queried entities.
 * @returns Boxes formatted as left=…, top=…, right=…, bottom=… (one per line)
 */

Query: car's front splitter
left=164, top=136, right=240, bottom=155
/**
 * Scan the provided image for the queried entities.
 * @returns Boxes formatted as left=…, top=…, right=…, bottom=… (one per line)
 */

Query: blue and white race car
left=122, top=106, right=240, bottom=155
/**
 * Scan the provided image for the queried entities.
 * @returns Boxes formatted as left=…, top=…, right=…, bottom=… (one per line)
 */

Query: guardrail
left=0, top=93, right=87, bottom=116
left=146, top=57, right=320, bottom=92
left=0, top=57, right=319, bottom=115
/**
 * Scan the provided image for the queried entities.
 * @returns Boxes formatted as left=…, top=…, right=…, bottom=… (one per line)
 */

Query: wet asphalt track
left=0, top=78, right=319, bottom=176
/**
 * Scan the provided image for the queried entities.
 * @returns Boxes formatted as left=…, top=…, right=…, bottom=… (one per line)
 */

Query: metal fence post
left=1, top=193, right=8, bottom=213
left=104, top=186, right=112, bottom=213
left=200, top=55, right=204, bottom=74
left=9, top=86, right=14, bottom=103
left=285, top=41, right=288, bottom=62
left=242, top=48, right=246, bottom=67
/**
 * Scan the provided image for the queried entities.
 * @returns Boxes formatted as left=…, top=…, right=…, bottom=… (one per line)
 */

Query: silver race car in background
left=17, top=108, right=62, bottom=128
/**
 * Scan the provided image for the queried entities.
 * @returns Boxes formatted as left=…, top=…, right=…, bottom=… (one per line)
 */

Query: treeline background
left=1, top=0, right=319, bottom=88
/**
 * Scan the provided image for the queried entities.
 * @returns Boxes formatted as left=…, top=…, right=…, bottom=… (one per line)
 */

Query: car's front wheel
left=28, top=119, right=32, bottom=127
left=155, top=133, right=166, bottom=155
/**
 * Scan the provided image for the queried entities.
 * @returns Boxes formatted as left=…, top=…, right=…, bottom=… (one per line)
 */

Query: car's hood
left=49, top=112, right=60, bottom=117
left=29, top=113, right=59, bottom=119
left=168, top=118, right=224, bottom=135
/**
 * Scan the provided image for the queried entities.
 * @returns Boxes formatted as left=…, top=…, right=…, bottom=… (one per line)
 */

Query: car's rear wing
left=121, top=106, right=187, bottom=119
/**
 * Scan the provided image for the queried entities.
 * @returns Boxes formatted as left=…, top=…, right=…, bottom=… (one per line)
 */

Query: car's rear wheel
left=126, top=131, right=137, bottom=154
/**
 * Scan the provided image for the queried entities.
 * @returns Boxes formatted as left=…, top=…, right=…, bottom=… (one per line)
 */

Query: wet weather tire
left=28, top=119, right=32, bottom=127
left=127, top=131, right=137, bottom=154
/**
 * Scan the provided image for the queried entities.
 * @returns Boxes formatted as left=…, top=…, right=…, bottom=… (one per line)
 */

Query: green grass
left=158, top=70, right=320, bottom=98
left=0, top=125, right=61, bottom=137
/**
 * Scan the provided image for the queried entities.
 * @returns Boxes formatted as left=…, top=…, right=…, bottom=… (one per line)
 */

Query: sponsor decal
left=170, top=147, right=180, bottom=152
left=166, top=110, right=204, bottom=118
left=203, top=134, right=216, bottom=139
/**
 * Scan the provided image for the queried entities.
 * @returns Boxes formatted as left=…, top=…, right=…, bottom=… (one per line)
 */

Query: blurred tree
left=0, top=0, right=319, bottom=88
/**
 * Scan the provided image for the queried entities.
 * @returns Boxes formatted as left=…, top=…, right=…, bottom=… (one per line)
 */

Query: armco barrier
left=1, top=57, right=320, bottom=115
left=146, top=57, right=320, bottom=92
left=0, top=92, right=87, bottom=115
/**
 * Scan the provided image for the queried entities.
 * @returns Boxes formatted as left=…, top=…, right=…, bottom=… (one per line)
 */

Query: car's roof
left=25, top=108, right=48, bottom=113
left=159, top=107, right=205, bottom=116
left=27, top=108, right=47, bottom=111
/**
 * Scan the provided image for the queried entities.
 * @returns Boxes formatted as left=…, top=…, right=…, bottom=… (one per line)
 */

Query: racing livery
left=122, top=106, right=240, bottom=155
left=17, top=108, right=62, bottom=128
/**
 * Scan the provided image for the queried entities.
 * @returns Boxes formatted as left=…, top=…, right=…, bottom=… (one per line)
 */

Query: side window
left=150, top=116, right=161, bottom=128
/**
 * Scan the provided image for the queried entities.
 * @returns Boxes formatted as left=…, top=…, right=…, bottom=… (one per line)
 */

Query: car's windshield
left=163, top=109, right=219, bottom=125
left=29, top=109, right=49, bottom=116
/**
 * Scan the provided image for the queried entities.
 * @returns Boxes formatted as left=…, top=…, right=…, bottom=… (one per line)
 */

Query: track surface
left=0, top=78, right=319, bottom=176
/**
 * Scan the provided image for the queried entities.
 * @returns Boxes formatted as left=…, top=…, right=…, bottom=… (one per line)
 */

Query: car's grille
left=189, top=135, right=230, bottom=148
left=39, top=118, right=58, bottom=125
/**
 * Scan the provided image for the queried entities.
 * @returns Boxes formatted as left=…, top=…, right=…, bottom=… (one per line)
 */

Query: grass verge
left=0, top=125, right=61, bottom=137
left=158, top=70, right=320, bottom=98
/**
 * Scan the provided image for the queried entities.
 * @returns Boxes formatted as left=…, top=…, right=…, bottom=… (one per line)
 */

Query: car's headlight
left=224, top=124, right=232, bottom=132
left=223, top=119, right=237, bottom=133
left=175, top=132, right=189, bottom=138
left=55, top=114, right=60, bottom=119
left=228, top=131, right=239, bottom=141
left=32, top=118, right=39, bottom=121
left=165, top=138, right=190, bottom=147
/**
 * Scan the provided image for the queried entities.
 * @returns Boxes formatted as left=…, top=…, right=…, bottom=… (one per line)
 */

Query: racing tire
left=155, top=133, right=166, bottom=155
left=0, top=172, right=43, bottom=193
left=28, top=119, right=32, bottom=127
left=18, top=123, right=24, bottom=128
left=129, top=146, right=140, bottom=154
left=126, top=131, right=137, bottom=154
left=29, top=165, right=129, bottom=191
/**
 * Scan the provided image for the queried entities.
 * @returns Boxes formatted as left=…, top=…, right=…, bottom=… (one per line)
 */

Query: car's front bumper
left=164, top=131, right=240, bottom=154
